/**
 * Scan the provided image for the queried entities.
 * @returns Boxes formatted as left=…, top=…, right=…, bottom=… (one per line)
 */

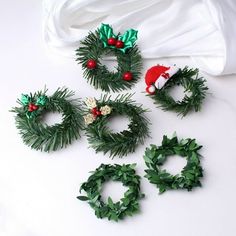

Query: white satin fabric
left=43, top=0, right=236, bottom=76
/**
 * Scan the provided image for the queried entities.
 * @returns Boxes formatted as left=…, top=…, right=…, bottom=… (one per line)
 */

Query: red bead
left=115, top=40, right=124, bottom=48
left=107, top=37, right=117, bottom=46
left=123, top=72, right=133, bottom=81
left=28, top=103, right=38, bottom=112
left=96, top=110, right=101, bottom=116
left=87, top=59, right=97, bottom=69
left=91, top=107, right=98, bottom=115
left=32, top=104, right=39, bottom=111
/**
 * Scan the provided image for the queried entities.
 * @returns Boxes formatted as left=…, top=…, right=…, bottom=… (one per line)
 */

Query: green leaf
left=77, top=196, right=89, bottom=201
left=21, top=94, right=30, bottom=105
left=118, top=29, right=138, bottom=53
left=36, top=95, right=47, bottom=106
left=99, top=23, right=116, bottom=47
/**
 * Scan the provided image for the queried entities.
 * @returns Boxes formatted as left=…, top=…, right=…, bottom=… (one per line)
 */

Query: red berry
left=32, top=104, right=39, bottom=111
left=91, top=107, right=98, bottom=115
left=28, top=103, right=34, bottom=112
left=96, top=110, right=101, bottom=116
left=87, top=59, right=97, bottom=69
left=123, top=72, right=133, bottom=81
left=116, top=40, right=124, bottom=48
left=107, top=37, right=117, bottom=46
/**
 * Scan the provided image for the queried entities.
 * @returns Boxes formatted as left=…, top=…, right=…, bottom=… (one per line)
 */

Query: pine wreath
left=83, top=94, right=150, bottom=158
left=11, top=88, right=83, bottom=152
left=144, top=134, right=203, bottom=194
left=76, top=23, right=142, bottom=92
left=77, top=163, right=144, bottom=222
left=145, top=66, right=208, bottom=116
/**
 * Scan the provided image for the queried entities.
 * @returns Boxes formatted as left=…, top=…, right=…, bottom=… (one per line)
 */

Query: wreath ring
left=145, top=66, right=208, bottom=116
left=11, top=88, right=83, bottom=152
left=77, top=163, right=144, bottom=221
left=144, top=134, right=203, bottom=194
left=76, top=23, right=142, bottom=92
left=83, top=94, right=150, bottom=158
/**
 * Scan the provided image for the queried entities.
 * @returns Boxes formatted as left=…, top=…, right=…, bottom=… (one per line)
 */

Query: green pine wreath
left=147, top=67, right=208, bottom=116
left=11, top=88, right=83, bottom=152
left=77, top=163, right=144, bottom=222
left=83, top=94, right=150, bottom=158
left=76, top=23, right=142, bottom=92
left=143, top=134, right=203, bottom=194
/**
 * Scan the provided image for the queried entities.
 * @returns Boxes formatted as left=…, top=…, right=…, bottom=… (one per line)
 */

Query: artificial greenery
left=83, top=94, right=150, bottom=158
left=76, top=24, right=142, bottom=92
left=11, top=88, right=83, bottom=152
left=147, top=67, right=208, bottom=116
left=144, top=134, right=203, bottom=194
left=78, top=163, right=144, bottom=221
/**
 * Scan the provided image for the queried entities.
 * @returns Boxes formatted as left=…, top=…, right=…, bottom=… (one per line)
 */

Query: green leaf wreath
left=78, top=163, right=144, bottom=221
left=83, top=94, right=150, bottom=158
left=11, top=88, right=83, bottom=152
left=76, top=23, right=142, bottom=92
left=147, top=67, right=208, bottom=116
left=144, top=134, right=203, bottom=194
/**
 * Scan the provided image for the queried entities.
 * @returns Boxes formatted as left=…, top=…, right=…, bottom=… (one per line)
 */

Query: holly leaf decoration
left=118, top=29, right=138, bottom=53
left=36, top=95, right=47, bottom=106
left=99, top=23, right=116, bottom=47
left=21, top=94, right=30, bottom=105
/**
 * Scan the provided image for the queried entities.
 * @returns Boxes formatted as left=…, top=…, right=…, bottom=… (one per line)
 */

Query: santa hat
left=145, top=65, right=179, bottom=94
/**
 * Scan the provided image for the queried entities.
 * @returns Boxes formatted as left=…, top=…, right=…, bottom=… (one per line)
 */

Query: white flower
left=84, top=113, right=96, bottom=125
left=100, top=105, right=112, bottom=116
left=85, top=97, right=97, bottom=109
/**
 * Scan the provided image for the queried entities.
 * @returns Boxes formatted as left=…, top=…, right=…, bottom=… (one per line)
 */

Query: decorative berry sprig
left=99, top=23, right=138, bottom=53
left=83, top=97, right=112, bottom=125
left=20, top=94, right=47, bottom=119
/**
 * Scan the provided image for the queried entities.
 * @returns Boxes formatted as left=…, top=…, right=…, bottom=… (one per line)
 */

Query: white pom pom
left=146, top=85, right=156, bottom=94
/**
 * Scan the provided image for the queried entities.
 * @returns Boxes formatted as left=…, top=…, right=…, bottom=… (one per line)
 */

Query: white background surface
left=1, top=1, right=236, bottom=236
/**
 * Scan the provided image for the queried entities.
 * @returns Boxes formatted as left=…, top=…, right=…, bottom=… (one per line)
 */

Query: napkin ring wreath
left=143, top=134, right=203, bottom=194
left=77, top=163, right=144, bottom=222
left=11, top=88, right=83, bottom=152
left=145, top=65, right=208, bottom=116
left=76, top=23, right=142, bottom=92
left=83, top=94, right=150, bottom=158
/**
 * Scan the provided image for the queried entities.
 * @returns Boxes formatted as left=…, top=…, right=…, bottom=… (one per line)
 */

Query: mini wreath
left=143, top=134, right=203, bottom=194
left=83, top=94, right=150, bottom=158
left=77, top=164, right=144, bottom=222
left=145, top=65, right=208, bottom=116
left=11, top=88, right=83, bottom=152
left=76, top=23, right=142, bottom=92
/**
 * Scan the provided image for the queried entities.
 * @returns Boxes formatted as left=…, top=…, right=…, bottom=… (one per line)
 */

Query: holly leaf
left=36, top=95, right=47, bottom=106
left=99, top=23, right=116, bottom=47
left=21, top=94, right=30, bottom=105
left=77, top=196, right=89, bottom=201
left=118, top=29, right=138, bottom=53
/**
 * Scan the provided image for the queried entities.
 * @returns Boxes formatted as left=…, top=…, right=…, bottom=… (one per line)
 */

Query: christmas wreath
left=11, top=88, right=83, bottom=152
left=77, top=163, right=144, bottom=221
left=145, top=65, right=208, bottom=116
left=83, top=94, right=150, bottom=158
left=76, top=23, right=142, bottom=92
left=143, top=134, right=203, bottom=194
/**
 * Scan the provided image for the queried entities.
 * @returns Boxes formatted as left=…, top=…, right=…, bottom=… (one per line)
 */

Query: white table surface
left=1, top=1, right=236, bottom=236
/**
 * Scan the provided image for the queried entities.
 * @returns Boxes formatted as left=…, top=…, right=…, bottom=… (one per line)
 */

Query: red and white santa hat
left=145, top=65, right=179, bottom=95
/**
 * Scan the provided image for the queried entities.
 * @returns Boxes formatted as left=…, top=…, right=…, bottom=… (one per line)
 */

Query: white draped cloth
left=43, top=0, right=236, bottom=76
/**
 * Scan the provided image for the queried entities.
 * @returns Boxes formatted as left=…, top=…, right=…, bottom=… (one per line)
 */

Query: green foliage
left=78, top=163, right=144, bottom=222
left=11, top=88, right=84, bottom=152
left=84, top=94, right=150, bottom=158
left=144, top=134, right=203, bottom=194
left=148, top=67, right=208, bottom=116
left=75, top=29, right=142, bottom=92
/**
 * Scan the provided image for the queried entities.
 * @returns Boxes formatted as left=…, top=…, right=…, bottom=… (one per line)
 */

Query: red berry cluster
left=28, top=103, right=39, bottom=112
left=107, top=37, right=124, bottom=49
left=91, top=107, right=101, bottom=117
